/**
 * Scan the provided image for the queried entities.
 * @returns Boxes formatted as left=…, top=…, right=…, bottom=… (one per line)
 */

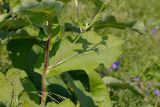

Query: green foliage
left=103, top=76, right=143, bottom=97
left=102, top=0, right=160, bottom=106
left=13, top=0, right=63, bottom=14
left=94, top=15, right=146, bottom=35
left=0, top=68, right=38, bottom=107
left=44, top=32, right=122, bottom=76
left=0, top=0, right=147, bottom=107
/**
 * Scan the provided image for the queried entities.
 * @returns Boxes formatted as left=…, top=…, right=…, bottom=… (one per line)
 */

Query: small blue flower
left=153, top=89, right=160, bottom=96
left=111, top=61, right=120, bottom=70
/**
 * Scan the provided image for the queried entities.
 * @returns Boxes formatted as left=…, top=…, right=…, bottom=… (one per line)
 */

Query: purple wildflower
left=111, top=61, right=120, bottom=70
left=154, top=89, right=160, bottom=96
left=151, top=28, right=157, bottom=33
left=151, top=28, right=157, bottom=34
left=133, top=76, right=140, bottom=81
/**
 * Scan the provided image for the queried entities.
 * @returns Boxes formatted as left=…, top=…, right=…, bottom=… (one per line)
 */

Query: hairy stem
left=41, top=14, right=53, bottom=107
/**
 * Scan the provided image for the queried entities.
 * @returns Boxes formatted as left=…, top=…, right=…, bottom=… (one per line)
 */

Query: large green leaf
left=0, top=68, right=39, bottom=106
left=34, top=31, right=121, bottom=106
left=13, top=0, right=63, bottom=14
left=13, top=0, right=63, bottom=26
left=44, top=31, right=122, bottom=76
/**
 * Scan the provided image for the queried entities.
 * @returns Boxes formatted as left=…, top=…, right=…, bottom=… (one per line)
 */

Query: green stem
left=74, top=0, right=80, bottom=22
left=74, top=0, right=84, bottom=34
left=112, top=1, right=125, bottom=14
left=86, top=2, right=107, bottom=31
left=73, top=2, right=107, bottom=43
left=41, top=14, right=53, bottom=107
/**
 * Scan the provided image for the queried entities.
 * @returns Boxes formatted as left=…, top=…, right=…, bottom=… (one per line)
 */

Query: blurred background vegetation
left=106, top=0, right=160, bottom=107
left=0, top=0, right=160, bottom=107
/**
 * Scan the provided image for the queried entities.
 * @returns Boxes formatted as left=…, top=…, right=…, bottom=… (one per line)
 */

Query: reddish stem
left=41, top=15, right=52, bottom=107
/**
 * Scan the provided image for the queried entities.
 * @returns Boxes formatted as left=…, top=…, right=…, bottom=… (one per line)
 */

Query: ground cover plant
left=0, top=0, right=159, bottom=107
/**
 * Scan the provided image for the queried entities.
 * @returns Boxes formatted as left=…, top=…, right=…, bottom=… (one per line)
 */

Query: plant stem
left=41, top=14, right=53, bottom=107
left=86, top=2, right=107, bottom=31
left=74, top=0, right=80, bottom=22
